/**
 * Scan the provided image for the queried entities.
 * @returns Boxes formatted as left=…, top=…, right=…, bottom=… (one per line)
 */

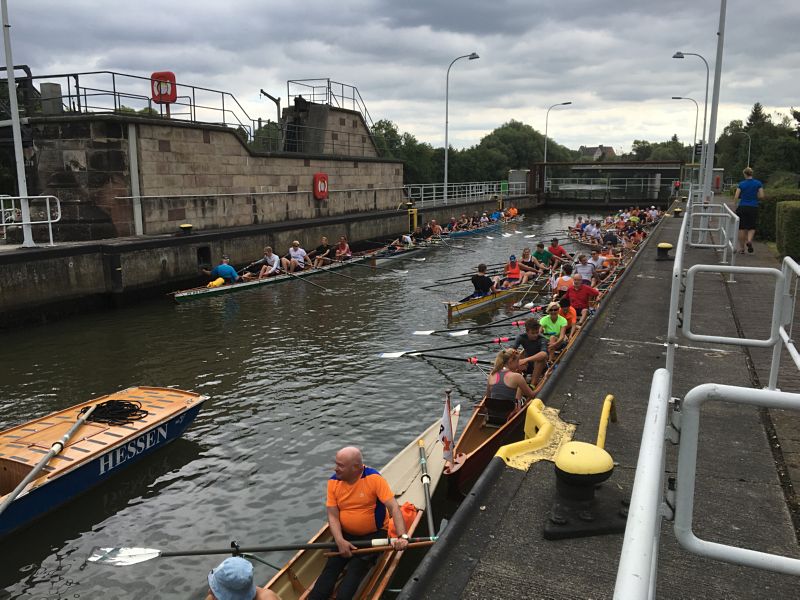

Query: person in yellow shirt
left=308, top=447, right=408, bottom=600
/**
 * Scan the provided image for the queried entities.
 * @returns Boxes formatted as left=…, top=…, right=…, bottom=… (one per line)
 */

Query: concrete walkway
left=402, top=207, right=800, bottom=599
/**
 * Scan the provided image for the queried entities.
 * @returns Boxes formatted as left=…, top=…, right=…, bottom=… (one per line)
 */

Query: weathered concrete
left=403, top=209, right=800, bottom=598
left=0, top=195, right=542, bottom=327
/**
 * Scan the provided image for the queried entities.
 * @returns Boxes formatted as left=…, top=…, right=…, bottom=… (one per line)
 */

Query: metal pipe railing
left=0, top=195, right=61, bottom=245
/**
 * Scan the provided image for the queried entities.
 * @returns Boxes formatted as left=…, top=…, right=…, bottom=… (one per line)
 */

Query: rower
left=335, top=236, right=352, bottom=261
left=539, top=302, right=569, bottom=362
left=558, top=296, right=578, bottom=336
left=519, top=247, right=544, bottom=278
left=420, top=222, right=434, bottom=240
left=588, top=249, right=611, bottom=283
left=548, top=238, right=572, bottom=264
left=485, top=348, right=537, bottom=416
left=533, top=242, right=554, bottom=269
left=458, top=213, right=470, bottom=229
left=510, top=319, right=548, bottom=386
left=499, top=255, right=523, bottom=289
left=243, top=246, right=281, bottom=280
left=565, top=273, right=599, bottom=326
left=430, top=220, right=443, bottom=237
left=479, top=212, right=490, bottom=225
left=307, top=447, right=409, bottom=600
left=550, top=263, right=574, bottom=299
left=311, top=236, right=334, bottom=268
left=281, top=241, right=308, bottom=273
left=574, top=253, right=597, bottom=287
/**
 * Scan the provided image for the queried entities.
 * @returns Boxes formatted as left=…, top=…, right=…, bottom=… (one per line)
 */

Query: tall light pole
left=673, top=51, right=710, bottom=189
left=543, top=101, right=572, bottom=190
left=444, top=52, right=479, bottom=205
left=737, top=130, right=751, bottom=167
left=672, top=96, right=699, bottom=166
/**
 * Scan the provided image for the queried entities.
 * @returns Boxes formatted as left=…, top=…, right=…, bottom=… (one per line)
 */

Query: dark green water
left=0, top=210, right=584, bottom=599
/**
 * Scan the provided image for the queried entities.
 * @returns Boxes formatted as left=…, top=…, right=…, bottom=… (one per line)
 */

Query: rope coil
left=78, top=400, right=149, bottom=425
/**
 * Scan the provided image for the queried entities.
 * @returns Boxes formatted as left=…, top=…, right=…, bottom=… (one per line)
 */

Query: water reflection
left=0, top=211, right=586, bottom=598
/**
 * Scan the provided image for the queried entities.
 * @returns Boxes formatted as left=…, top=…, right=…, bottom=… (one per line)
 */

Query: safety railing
left=545, top=177, right=676, bottom=203
left=287, top=79, right=375, bottom=129
left=687, top=200, right=739, bottom=275
left=405, top=181, right=527, bottom=209
left=614, top=186, right=800, bottom=598
left=0, top=195, right=61, bottom=246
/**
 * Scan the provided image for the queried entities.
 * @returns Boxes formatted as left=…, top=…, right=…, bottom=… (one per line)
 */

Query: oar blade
left=379, top=351, right=407, bottom=358
left=411, top=258, right=427, bottom=262
left=524, top=234, right=536, bottom=238
left=392, top=269, right=409, bottom=275
left=502, top=233, right=512, bottom=238
left=412, top=330, right=436, bottom=336
left=485, top=236, right=494, bottom=240
left=87, top=546, right=162, bottom=566
left=447, top=330, right=470, bottom=337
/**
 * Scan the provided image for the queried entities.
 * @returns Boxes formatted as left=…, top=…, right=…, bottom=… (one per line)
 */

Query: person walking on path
left=734, top=167, right=765, bottom=254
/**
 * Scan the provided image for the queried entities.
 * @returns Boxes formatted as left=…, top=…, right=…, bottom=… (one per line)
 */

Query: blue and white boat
left=0, top=386, right=206, bottom=538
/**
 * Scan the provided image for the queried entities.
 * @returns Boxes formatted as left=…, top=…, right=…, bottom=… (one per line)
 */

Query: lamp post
left=737, top=130, right=751, bottom=167
left=444, top=52, right=479, bottom=205
left=672, top=96, right=699, bottom=165
left=543, top=101, right=572, bottom=191
left=672, top=51, right=710, bottom=187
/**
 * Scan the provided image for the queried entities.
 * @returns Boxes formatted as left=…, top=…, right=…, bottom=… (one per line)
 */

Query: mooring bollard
left=657, top=242, right=674, bottom=261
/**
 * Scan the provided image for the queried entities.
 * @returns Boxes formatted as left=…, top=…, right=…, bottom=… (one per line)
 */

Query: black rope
left=78, top=400, right=149, bottom=425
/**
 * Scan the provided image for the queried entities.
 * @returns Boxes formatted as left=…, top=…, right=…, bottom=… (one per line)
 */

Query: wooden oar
left=380, top=337, right=511, bottom=359
left=337, top=259, right=409, bottom=275
left=323, top=540, right=435, bottom=557
left=414, top=354, right=493, bottom=366
left=417, top=439, right=436, bottom=536
left=0, top=404, right=97, bottom=518
left=282, top=269, right=331, bottom=291
left=87, top=537, right=438, bottom=566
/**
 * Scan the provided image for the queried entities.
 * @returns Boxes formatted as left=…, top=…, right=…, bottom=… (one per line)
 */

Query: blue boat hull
left=0, top=402, right=204, bottom=538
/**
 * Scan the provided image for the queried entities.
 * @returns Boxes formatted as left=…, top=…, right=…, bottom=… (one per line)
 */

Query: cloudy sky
left=9, top=0, right=798, bottom=154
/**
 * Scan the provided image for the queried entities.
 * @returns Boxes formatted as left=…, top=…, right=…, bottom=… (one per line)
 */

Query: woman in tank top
left=485, top=348, right=536, bottom=404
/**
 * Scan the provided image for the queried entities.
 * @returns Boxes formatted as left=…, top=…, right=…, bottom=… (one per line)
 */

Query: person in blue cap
left=205, top=556, right=279, bottom=600
left=203, top=256, right=242, bottom=285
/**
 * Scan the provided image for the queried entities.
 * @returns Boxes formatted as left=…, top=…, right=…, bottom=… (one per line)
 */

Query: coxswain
left=203, top=255, right=242, bottom=284
left=281, top=241, right=308, bottom=273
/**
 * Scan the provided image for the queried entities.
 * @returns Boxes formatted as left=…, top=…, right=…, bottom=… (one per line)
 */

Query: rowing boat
left=0, top=387, right=206, bottom=538
left=265, top=406, right=460, bottom=600
left=171, top=253, right=376, bottom=302
left=445, top=274, right=549, bottom=321
left=443, top=221, right=501, bottom=238
left=443, top=247, right=639, bottom=495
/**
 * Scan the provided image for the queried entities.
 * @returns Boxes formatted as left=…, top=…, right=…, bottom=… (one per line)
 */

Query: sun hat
left=208, top=557, right=256, bottom=600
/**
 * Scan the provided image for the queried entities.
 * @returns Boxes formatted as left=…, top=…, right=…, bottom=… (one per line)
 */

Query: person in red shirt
left=309, top=447, right=408, bottom=600
left=565, top=273, right=599, bottom=325
left=548, top=238, right=572, bottom=265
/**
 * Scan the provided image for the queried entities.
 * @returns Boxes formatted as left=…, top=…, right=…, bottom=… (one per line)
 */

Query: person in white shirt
left=281, top=240, right=308, bottom=273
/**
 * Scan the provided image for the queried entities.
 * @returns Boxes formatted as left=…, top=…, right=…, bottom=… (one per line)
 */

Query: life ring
left=313, top=173, right=329, bottom=200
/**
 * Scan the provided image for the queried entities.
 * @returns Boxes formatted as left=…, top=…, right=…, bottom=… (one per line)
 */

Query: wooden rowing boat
left=265, top=406, right=460, bottom=600
left=443, top=246, right=639, bottom=495
left=445, top=274, right=550, bottom=321
left=0, top=387, right=206, bottom=538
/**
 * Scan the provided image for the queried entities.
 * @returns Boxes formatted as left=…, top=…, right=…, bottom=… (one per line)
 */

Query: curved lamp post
left=543, top=101, right=572, bottom=190
left=672, top=96, right=699, bottom=164
left=444, top=52, right=479, bottom=205
left=737, top=130, right=751, bottom=167
left=673, top=52, right=710, bottom=184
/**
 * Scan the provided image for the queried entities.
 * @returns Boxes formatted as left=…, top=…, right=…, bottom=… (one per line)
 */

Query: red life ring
left=151, top=71, right=177, bottom=104
left=313, top=173, right=329, bottom=200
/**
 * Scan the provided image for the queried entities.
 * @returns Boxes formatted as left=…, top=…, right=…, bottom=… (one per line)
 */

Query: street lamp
left=444, top=52, right=479, bottom=204
left=737, top=130, right=751, bottom=167
left=543, top=101, right=572, bottom=190
left=672, top=96, right=699, bottom=165
left=673, top=51, right=710, bottom=185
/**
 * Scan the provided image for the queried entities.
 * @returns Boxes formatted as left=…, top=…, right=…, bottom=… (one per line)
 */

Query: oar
left=414, top=354, right=493, bottom=365
left=413, top=320, right=526, bottom=337
left=315, top=264, right=358, bottom=281
left=418, top=439, right=436, bottom=536
left=283, top=269, right=331, bottom=291
left=87, top=537, right=439, bottom=566
left=323, top=540, right=435, bottom=557
left=0, top=404, right=97, bottom=518
left=338, top=260, right=409, bottom=275
left=380, top=337, right=511, bottom=359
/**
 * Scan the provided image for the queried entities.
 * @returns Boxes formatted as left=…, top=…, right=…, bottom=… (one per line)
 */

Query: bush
left=776, top=201, right=800, bottom=260
left=756, top=191, right=800, bottom=241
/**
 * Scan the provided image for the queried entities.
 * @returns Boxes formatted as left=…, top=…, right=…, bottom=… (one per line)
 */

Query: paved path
left=402, top=207, right=800, bottom=599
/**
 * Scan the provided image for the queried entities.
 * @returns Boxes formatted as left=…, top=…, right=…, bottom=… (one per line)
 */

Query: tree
left=746, top=102, right=771, bottom=128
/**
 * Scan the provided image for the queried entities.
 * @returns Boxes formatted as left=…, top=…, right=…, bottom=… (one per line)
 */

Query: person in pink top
left=335, top=236, right=352, bottom=261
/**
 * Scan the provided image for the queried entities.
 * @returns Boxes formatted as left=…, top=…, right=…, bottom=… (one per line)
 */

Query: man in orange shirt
left=309, top=446, right=409, bottom=600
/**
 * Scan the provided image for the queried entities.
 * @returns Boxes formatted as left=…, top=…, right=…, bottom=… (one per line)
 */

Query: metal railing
left=0, top=195, right=61, bottom=245
left=405, top=181, right=527, bottom=209
left=546, top=177, right=675, bottom=202
left=614, top=188, right=800, bottom=598
left=287, top=79, right=375, bottom=129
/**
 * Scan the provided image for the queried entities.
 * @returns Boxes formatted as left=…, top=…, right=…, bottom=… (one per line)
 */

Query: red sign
left=313, top=173, right=329, bottom=200
left=151, top=71, right=177, bottom=104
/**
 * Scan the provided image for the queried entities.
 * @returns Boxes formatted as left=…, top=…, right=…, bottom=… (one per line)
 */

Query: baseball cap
left=208, top=557, right=256, bottom=600
left=509, top=255, right=517, bottom=261
left=221, top=255, right=230, bottom=261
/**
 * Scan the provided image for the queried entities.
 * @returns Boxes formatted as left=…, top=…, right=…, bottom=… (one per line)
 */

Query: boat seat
left=484, top=397, right=517, bottom=427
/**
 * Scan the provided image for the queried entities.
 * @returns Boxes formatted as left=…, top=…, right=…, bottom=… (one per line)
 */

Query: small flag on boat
left=438, top=391, right=455, bottom=463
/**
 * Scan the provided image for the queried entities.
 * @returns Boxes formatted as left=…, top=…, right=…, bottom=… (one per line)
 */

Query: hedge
left=754, top=191, right=800, bottom=241
left=776, top=201, right=800, bottom=260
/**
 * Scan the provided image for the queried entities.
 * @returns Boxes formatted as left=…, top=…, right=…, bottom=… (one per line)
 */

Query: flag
left=438, top=394, right=455, bottom=464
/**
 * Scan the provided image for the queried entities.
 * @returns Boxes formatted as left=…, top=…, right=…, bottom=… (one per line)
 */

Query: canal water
left=0, top=210, right=586, bottom=599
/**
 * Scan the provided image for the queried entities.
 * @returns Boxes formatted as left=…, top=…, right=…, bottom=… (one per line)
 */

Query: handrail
left=0, top=195, right=61, bottom=246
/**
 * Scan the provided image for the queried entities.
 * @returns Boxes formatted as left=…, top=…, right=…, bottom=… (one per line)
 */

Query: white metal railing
left=0, top=195, right=61, bottom=246
left=687, top=201, right=739, bottom=276
left=614, top=187, right=800, bottom=598
left=405, top=180, right=526, bottom=209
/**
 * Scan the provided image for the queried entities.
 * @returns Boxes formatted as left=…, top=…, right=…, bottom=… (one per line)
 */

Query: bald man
left=308, top=446, right=409, bottom=600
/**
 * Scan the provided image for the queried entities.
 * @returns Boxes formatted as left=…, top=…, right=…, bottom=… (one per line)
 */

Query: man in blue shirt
left=734, top=167, right=764, bottom=254
left=204, top=255, right=242, bottom=284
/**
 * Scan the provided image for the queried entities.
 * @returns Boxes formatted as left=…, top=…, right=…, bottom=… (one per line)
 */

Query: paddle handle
left=323, top=540, right=435, bottom=557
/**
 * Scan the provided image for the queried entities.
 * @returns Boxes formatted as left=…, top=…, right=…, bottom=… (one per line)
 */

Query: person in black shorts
left=462, top=263, right=496, bottom=301
left=511, top=318, right=548, bottom=386
left=734, top=167, right=764, bottom=254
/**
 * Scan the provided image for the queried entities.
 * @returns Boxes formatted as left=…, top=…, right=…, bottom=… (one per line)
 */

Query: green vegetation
left=776, top=201, right=800, bottom=260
